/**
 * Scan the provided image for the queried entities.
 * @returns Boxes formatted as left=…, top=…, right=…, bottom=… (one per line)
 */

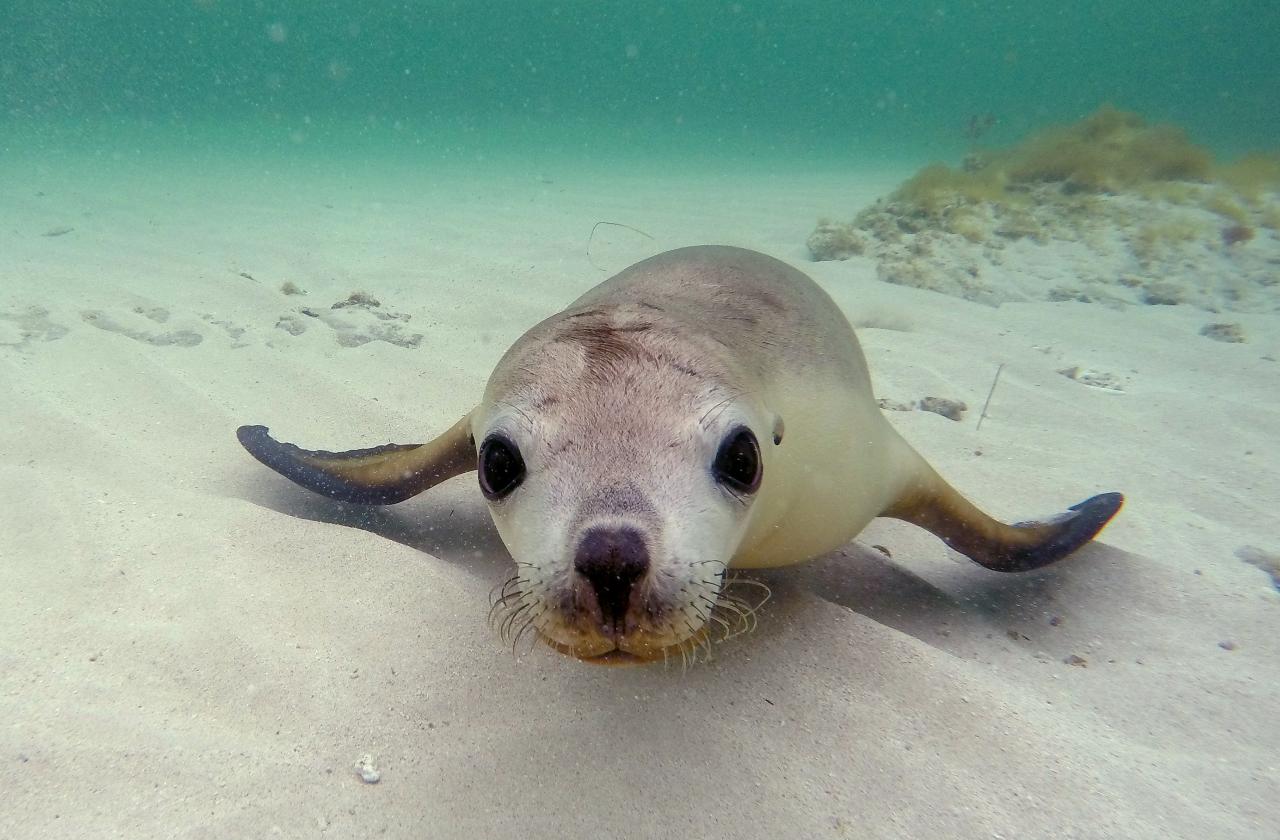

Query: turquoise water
left=4, top=6, right=1279, bottom=837
left=4, top=1, right=1277, bottom=162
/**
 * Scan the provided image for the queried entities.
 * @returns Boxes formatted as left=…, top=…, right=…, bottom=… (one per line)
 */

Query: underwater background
left=4, top=1, right=1278, bottom=162
left=3, top=3, right=1279, bottom=839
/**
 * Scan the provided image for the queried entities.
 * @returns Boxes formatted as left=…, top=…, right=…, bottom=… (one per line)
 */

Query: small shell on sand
left=876, top=398, right=915, bottom=412
left=355, top=754, right=381, bottom=784
left=333, top=291, right=381, bottom=309
left=1199, top=322, right=1246, bottom=343
left=919, top=396, right=967, bottom=421
left=1058, top=366, right=1125, bottom=392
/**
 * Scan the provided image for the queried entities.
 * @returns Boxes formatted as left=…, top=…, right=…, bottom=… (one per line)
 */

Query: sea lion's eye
left=713, top=427, right=762, bottom=495
left=478, top=434, right=526, bottom=500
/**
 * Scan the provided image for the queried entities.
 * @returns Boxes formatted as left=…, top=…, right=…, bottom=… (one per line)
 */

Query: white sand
left=2, top=148, right=1277, bottom=839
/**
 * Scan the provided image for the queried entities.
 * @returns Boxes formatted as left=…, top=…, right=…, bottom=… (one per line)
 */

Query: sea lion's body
left=239, top=246, right=1122, bottom=663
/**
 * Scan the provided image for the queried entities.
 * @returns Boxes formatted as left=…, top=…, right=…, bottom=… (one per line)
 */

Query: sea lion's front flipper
left=236, top=413, right=475, bottom=505
left=884, top=465, right=1123, bottom=572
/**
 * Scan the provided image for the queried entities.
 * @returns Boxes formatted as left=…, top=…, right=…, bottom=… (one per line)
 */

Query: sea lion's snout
left=573, top=526, right=650, bottom=635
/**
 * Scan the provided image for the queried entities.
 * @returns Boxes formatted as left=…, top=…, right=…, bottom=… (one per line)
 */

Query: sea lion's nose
left=574, top=526, right=649, bottom=629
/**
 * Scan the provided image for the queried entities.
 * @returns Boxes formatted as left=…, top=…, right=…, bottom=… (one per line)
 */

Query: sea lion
left=238, top=246, right=1122, bottom=664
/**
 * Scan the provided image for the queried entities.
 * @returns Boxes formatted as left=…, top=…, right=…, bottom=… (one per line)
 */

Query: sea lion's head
left=476, top=307, right=773, bottom=664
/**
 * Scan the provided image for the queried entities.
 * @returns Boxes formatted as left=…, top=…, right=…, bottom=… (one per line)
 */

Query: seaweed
left=889, top=163, right=1007, bottom=217
left=1215, top=153, right=1280, bottom=203
left=1001, top=107, right=1212, bottom=191
left=1202, top=190, right=1250, bottom=225
left=882, top=107, right=1218, bottom=221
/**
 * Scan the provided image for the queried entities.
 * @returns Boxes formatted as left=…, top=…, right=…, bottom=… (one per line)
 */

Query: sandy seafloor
left=1, top=141, right=1278, bottom=839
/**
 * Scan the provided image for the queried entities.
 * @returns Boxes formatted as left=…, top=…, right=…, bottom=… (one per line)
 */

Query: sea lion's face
left=476, top=348, right=768, bottom=664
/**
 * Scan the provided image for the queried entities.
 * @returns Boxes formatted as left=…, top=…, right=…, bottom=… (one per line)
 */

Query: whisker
left=491, top=588, right=527, bottom=611
left=512, top=608, right=545, bottom=657
left=495, top=399, right=536, bottom=431
left=698, top=394, right=738, bottom=428
left=711, top=602, right=748, bottom=637
left=723, top=595, right=760, bottom=632
left=500, top=580, right=529, bottom=600
left=700, top=573, right=772, bottom=641
left=488, top=573, right=519, bottom=605
left=704, top=611, right=733, bottom=641
left=693, top=622, right=713, bottom=664
left=499, top=601, right=534, bottom=642
left=725, top=576, right=773, bottom=601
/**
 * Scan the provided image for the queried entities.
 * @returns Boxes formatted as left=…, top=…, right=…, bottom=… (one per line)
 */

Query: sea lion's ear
left=884, top=465, right=1123, bottom=572
left=236, top=413, right=475, bottom=505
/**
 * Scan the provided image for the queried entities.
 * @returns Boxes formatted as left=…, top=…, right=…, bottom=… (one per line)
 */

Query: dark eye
left=478, top=434, right=526, bottom=500
left=712, top=427, right=762, bottom=494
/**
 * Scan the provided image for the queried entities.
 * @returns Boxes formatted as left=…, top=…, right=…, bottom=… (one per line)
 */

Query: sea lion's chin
left=542, top=624, right=709, bottom=667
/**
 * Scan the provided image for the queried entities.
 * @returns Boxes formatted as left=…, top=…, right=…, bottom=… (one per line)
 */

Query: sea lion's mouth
left=578, top=649, right=646, bottom=666
left=544, top=638, right=638, bottom=664
left=545, top=628, right=713, bottom=667
left=491, top=572, right=770, bottom=667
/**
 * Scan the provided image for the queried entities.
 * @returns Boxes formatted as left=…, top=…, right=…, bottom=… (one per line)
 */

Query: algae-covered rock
left=806, top=220, right=867, bottom=261
left=808, top=107, right=1280, bottom=313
